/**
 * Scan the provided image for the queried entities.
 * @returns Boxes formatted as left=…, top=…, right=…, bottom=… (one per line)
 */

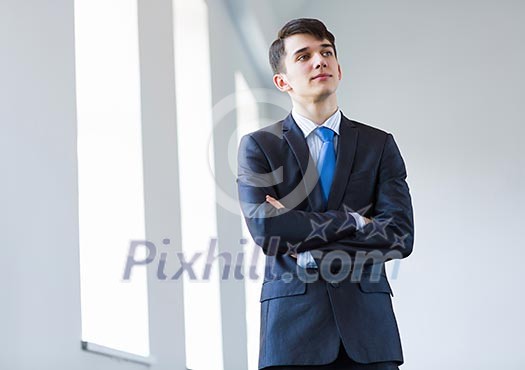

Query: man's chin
left=311, top=88, right=338, bottom=102
left=289, top=87, right=338, bottom=102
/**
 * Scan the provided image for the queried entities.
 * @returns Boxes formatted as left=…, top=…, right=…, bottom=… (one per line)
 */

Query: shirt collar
left=291, top=107, right=341, bottom=139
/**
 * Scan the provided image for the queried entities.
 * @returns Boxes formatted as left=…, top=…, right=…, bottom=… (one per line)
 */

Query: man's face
left=273, top=33, right=342, bottom=102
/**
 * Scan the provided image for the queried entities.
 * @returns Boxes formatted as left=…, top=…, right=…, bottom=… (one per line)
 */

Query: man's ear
left=337, top=63, right=343, bottom=81
left=273, top=73, right=292, bottom=92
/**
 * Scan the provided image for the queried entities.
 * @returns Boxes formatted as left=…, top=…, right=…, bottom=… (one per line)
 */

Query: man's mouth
left=311, top=73, right=332, bottom=80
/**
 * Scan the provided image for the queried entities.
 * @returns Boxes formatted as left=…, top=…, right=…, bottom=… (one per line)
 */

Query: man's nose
left=314, top=54, right=328, bottom=69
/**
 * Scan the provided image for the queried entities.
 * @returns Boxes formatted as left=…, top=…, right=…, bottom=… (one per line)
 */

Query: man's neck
left=292, top=96, right=339, bottom=125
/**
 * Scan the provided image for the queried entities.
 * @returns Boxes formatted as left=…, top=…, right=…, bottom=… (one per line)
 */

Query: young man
left=237, top=18, right=414, bottom=369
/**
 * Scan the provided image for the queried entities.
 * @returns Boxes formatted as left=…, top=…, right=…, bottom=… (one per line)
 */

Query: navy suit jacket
left=237, top=112, right=414, bottom=369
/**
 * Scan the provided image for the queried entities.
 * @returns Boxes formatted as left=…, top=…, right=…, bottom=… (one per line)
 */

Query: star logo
left=286, top=241, right=301, bottom=255
left=390, top=233, right=409, bottom=249
left=336, top=203, right=374, bottom=233
left=365, top=217, right=392, bottom=240
left=337, top=204, right=358, bottom=233
left=305, top=219, right=332, bottom=242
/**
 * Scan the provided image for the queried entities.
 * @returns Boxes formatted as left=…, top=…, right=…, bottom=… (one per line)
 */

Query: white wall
left=0, top=0, right=187, bottom=369
left=0, top=0, right=143, bottom=369
left=1, top=0, right=266, bottom=369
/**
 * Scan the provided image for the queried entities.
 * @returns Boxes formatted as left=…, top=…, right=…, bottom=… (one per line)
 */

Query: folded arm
left=237, top=133, right=414, bottom=260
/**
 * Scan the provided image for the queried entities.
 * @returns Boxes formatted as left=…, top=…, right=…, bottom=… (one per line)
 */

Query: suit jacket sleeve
left=237, top=134, right=358, bottom=255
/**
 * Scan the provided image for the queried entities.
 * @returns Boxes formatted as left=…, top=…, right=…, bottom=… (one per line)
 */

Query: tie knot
left=316, top=127, right=335, bottom=142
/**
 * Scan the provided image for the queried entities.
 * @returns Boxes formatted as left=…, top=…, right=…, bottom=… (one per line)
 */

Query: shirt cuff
left=297, top=251, right=318, bottom=269
left=295, top=213, right=365, bottom=269
left=350, top=212, right=366, bottom=231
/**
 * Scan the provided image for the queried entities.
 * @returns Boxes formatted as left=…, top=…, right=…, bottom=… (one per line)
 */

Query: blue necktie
left=316, top=127, right=336, bottom=204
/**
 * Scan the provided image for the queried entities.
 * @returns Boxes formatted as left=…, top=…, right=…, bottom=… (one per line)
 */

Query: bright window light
left=173, top=1, right=224, bottom=369
left=74, top=0, right=150, bottom=357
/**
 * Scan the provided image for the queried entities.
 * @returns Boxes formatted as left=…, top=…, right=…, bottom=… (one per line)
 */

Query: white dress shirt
left=291, top=108, right=366, bottom=268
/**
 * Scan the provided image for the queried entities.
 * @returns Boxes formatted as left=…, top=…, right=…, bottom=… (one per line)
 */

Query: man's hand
left=265, top=195, right=285, bottom=209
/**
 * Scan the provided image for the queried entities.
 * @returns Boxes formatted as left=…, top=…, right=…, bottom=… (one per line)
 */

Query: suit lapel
left=282, top=114, right=324, bottom=211
left=326, top=113, right=358, bottom=210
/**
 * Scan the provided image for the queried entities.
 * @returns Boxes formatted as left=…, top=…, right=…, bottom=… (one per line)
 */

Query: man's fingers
left=265, top=195, right=285, bottom=209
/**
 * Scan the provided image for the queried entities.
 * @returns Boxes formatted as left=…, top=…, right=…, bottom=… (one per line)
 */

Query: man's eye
left=298, top=55, right=308, bottom=61
left=322, top=51, right=333, bottom=56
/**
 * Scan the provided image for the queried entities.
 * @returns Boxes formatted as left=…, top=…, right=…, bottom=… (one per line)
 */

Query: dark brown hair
left=269, top=18, right=337, bottom=74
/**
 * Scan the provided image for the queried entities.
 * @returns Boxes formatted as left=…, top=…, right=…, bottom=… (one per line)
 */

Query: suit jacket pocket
left=260, top=277, right=307, bottom=302
left=358, top=275, right=394, bottom=297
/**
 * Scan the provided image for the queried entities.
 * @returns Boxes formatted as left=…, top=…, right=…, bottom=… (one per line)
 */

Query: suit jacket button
left=330, top=282, right=340, bottom=288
